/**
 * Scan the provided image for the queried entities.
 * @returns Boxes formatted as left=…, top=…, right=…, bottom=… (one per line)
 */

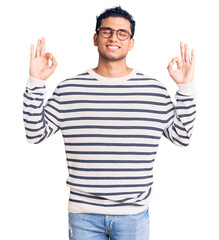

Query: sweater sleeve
left=23, top=76, right=62, bottom=144
left=163, top=82, right=196, bottom=146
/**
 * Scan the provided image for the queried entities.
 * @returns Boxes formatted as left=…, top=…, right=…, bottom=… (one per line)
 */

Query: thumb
left=167, top=62, right=174, bottom=76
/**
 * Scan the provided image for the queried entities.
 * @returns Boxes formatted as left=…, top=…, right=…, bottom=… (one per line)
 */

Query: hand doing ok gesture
left=167, top=42, right=195, bottom=84
left=29, top=37, right=57, bottom=80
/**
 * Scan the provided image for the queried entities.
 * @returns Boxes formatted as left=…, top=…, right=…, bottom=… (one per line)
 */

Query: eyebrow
left=101, top=27, right=129, bottom=32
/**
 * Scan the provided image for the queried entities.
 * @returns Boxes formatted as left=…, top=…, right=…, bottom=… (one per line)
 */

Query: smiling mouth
left=106, top=45, right=121, bottom=50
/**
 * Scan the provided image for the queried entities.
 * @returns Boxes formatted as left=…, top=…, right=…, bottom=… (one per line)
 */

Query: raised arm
left=23, top=38, right=61, bottom=144
left=163, top=42, right=196, bottom=146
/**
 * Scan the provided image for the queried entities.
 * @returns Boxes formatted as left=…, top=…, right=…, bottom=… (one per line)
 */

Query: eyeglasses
left=97, top=27, right=132, bottom=41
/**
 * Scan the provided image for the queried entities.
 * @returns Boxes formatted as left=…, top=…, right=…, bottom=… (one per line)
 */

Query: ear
left=128, top=38, right=135, bottom=51
left=93, top=33, right=98, bottom=46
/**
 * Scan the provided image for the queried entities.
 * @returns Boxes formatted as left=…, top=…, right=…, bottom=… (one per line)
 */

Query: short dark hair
left=95, top=6, right=135, bottom=39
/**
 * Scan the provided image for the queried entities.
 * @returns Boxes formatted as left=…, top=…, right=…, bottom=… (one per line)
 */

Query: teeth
left=107, top=46, right=119, bottom=49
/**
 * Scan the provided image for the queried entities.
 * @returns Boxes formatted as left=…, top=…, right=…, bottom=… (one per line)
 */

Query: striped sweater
left=23, top=68, right=196, bottom=215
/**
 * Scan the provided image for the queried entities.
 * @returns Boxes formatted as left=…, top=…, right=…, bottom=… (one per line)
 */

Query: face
left=93, top=17, right=134, bottom=62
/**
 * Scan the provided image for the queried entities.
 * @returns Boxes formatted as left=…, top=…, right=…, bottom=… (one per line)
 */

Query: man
left=23, top=6, right=196, bottom=240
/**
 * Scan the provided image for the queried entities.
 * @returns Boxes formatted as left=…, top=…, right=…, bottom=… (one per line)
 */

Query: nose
left=109, top=30, right=118, bottom=41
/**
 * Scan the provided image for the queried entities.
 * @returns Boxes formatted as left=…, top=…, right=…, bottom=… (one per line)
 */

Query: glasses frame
left=97, top=27, right=132, bottom=41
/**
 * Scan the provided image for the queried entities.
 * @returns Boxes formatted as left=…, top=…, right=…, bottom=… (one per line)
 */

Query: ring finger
left=36, top=39, right=41, bottom=57
left=184, top=43, right=190, bottom=63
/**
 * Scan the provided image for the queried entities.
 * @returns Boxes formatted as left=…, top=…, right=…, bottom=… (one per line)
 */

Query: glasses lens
left=100, top=28, right=112, bottom=38
left=117, top=30, right=129, bottom=40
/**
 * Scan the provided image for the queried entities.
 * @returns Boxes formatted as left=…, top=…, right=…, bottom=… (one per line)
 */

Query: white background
left=1, top=0, right=219, bottom=239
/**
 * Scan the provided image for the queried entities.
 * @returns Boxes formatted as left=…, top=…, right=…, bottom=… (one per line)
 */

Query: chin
left=99, top=52, right=127, bottom=62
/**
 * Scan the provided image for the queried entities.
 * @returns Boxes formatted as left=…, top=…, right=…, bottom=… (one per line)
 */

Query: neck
left=93, top=57, right=132, bottom=78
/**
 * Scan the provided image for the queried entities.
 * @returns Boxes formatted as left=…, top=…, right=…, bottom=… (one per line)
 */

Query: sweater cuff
left=26, top=76, right=45, bottom=88
left=177, top=82, right=196, bottom=96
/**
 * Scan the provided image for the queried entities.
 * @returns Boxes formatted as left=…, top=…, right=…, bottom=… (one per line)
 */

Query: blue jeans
left=68, top=208, right=149, bottom=240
